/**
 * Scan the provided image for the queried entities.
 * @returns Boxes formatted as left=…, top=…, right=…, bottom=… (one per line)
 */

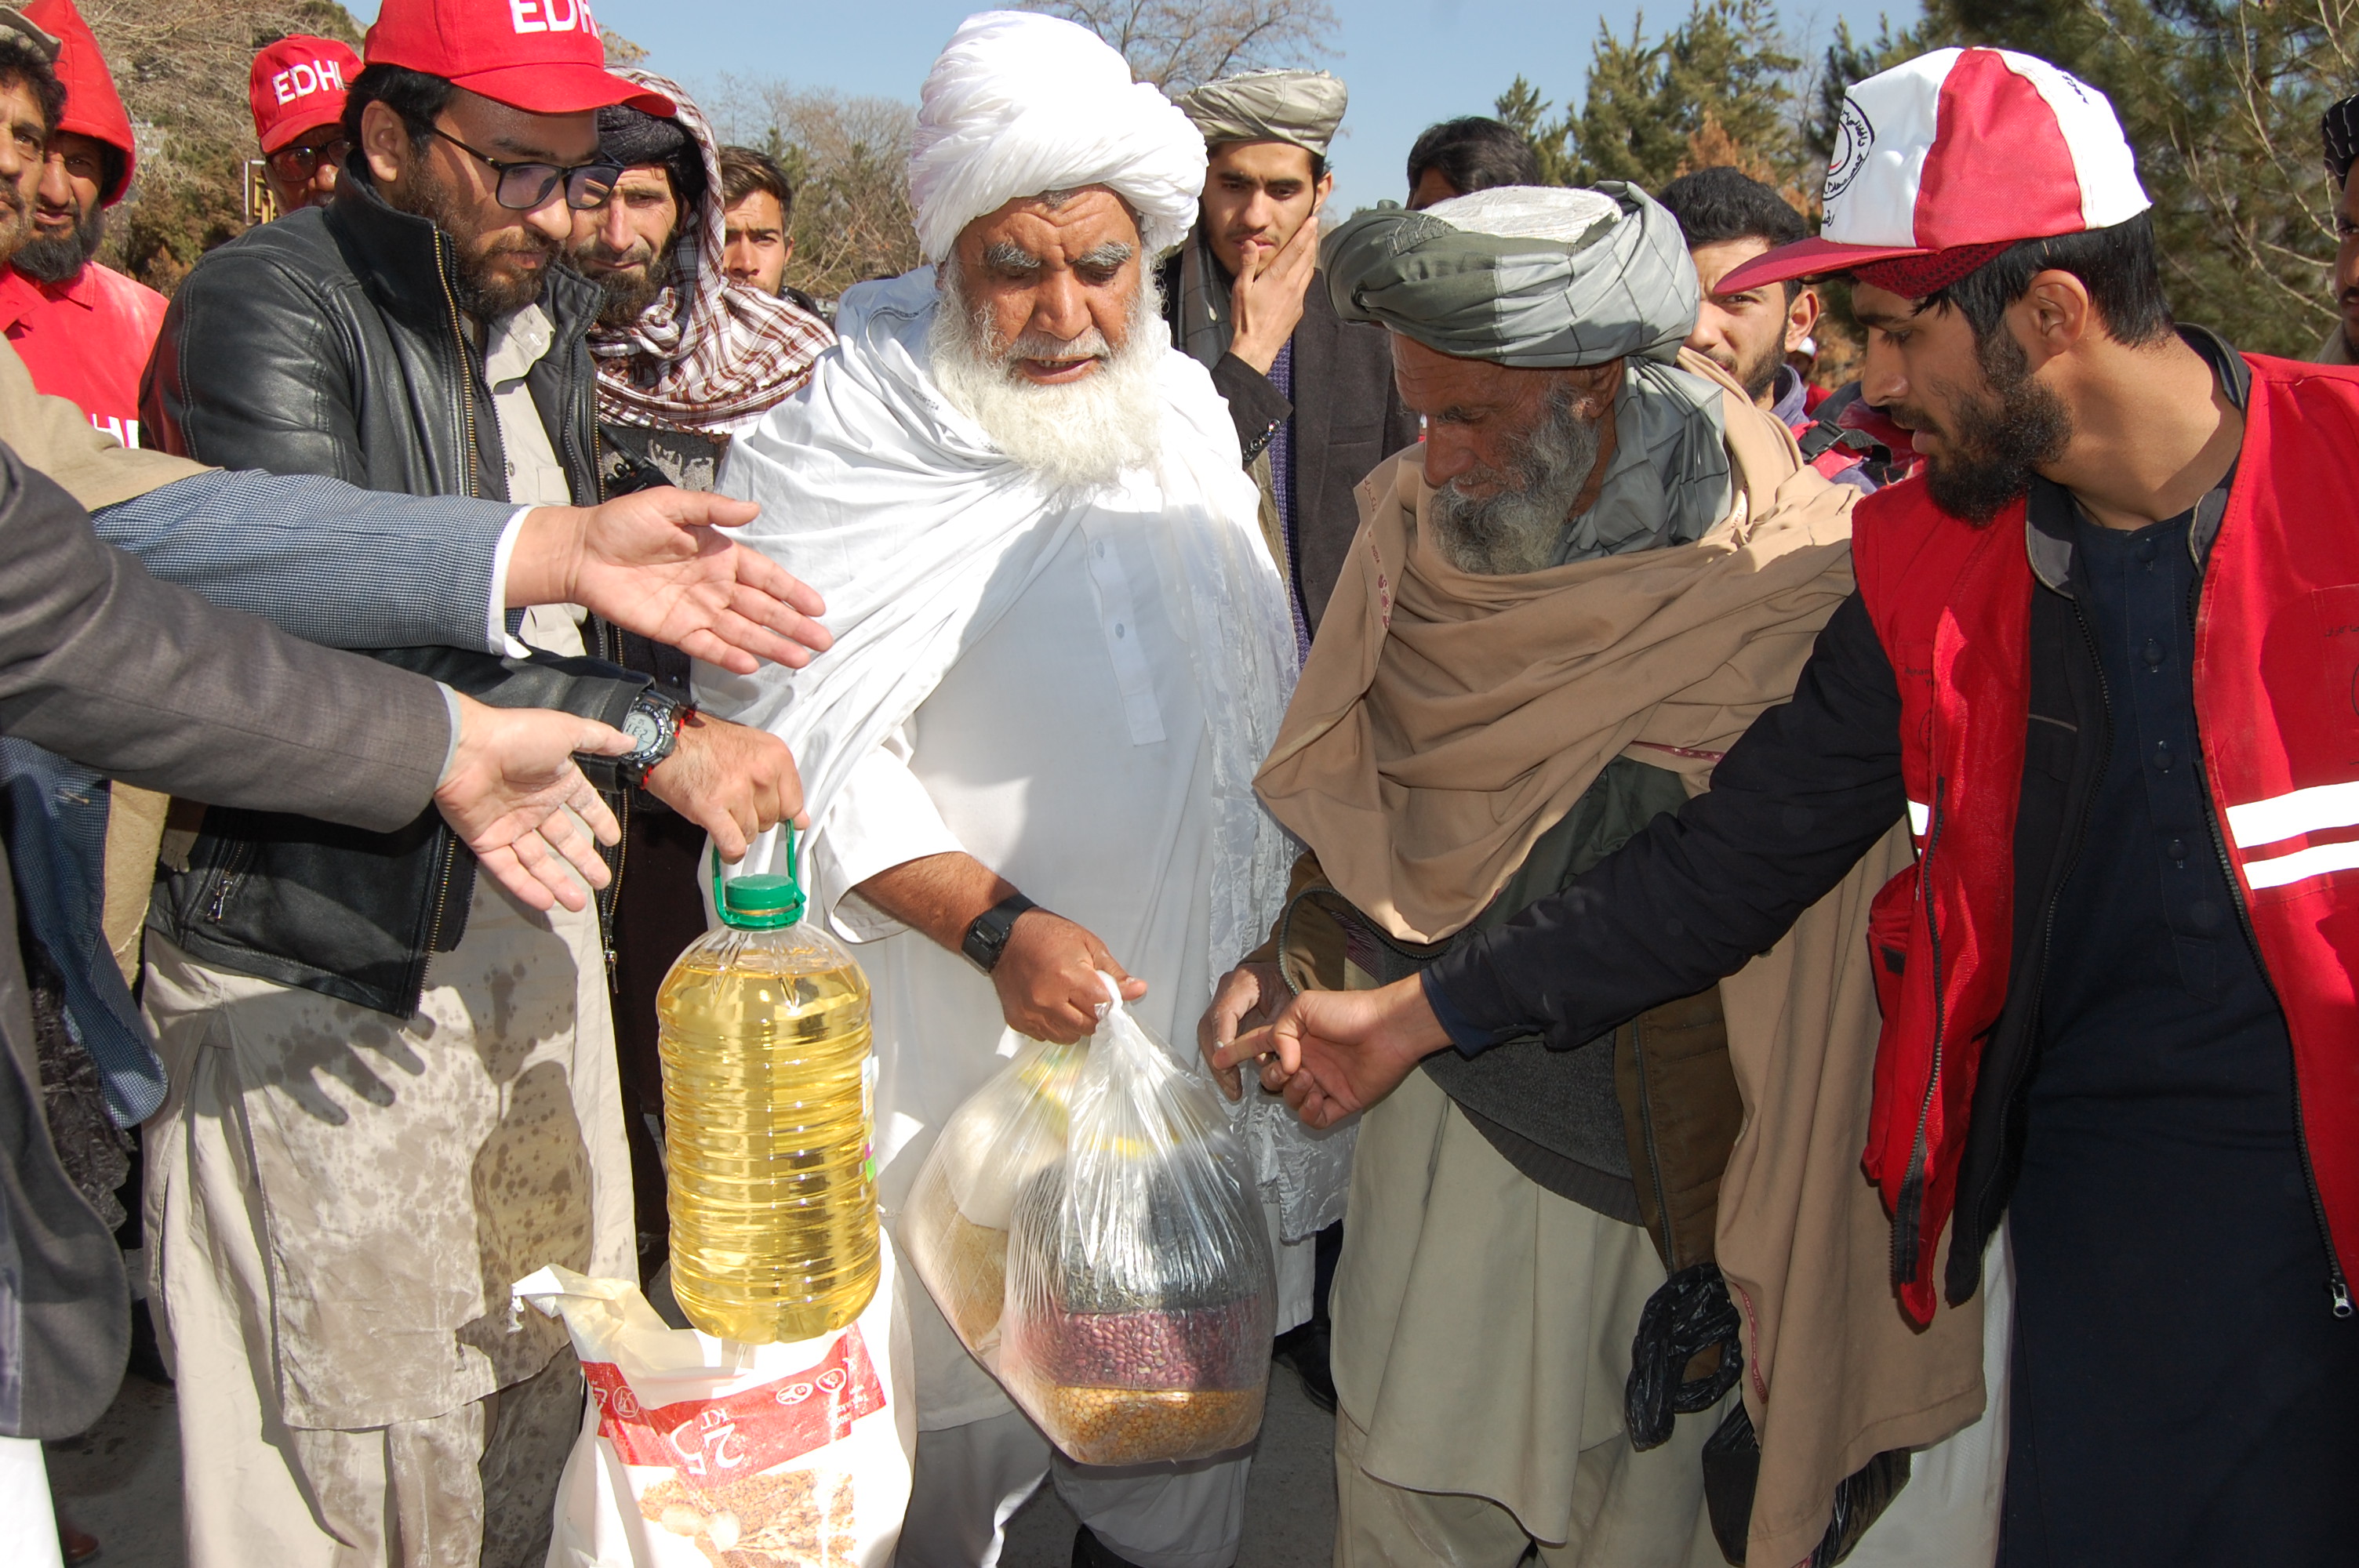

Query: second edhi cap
left=1719, top=46, right=2150, bottom=297
left=250, top=35, right=362, bottom=153
left=362, top=0, right=674, bottom=118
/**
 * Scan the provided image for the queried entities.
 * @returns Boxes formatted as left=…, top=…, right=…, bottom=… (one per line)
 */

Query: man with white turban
left=700, top=13, right=1339, bottom=1567
left=1202, top=184, right=2004, bottom=1566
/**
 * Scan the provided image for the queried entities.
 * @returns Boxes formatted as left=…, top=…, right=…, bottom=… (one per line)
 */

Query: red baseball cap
left=249, top=36, right=362, bottom=154
left=21, top=0, right=133, bottom=204
left=1717, top=47, right=2150, bottom=299
left=362, top=0, right=674, bottom=118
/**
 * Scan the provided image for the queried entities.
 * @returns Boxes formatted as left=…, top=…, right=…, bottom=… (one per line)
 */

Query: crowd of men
left=0, top=2, right=2353, bottom=1567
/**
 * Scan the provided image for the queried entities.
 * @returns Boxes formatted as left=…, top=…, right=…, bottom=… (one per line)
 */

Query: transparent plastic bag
left=901, top=978, right=1275, bottom=1465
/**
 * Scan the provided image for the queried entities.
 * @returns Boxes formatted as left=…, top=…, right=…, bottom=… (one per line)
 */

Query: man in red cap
left=0, top=0, right=162, bottom=448
left=136, top=5, right=806, bottom=1565
left=248, top=33, right=362, bottom=216
left=1223, top=45, right=2359, bottom=1566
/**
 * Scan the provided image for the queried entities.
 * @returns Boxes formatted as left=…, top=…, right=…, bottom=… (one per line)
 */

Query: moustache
left=1883, top=402, right=1938, bottom=437
left=1000, top=325, right=1114, bottom=365
left=482, top=231, right=558, bottom=266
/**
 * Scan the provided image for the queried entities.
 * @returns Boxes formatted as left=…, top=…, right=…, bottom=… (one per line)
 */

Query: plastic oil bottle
left=656, top=832, right=880, bottom=1341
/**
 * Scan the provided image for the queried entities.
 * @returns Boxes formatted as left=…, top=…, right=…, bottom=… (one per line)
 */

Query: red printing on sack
left=582, top=1327, right=886, bottom=1487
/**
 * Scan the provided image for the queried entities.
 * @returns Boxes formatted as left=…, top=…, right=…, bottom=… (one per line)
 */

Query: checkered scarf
left=587, top=71, right=836, bottom=437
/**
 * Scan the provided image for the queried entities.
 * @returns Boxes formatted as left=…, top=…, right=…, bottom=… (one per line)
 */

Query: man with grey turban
left=1198, top=183, right=1866, bottom=1566
left=701, top=14, right=1337, bottom=1568
left=1165, top=69, right=1419, bottom=661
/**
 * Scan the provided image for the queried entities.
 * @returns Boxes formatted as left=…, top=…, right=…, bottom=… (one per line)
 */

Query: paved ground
left=44, top=1349, right=1339, bottom=1567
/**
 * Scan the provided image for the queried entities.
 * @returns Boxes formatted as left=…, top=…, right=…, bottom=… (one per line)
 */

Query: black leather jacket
left=140, top=174, right=649, bottom=1016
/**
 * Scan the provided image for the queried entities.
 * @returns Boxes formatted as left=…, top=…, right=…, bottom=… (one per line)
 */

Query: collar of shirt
left=0, top=263, right=92, bottom=331
left=1769, top=363, right=1809, bottom=430
left=482, top=302, right=556, bottom=393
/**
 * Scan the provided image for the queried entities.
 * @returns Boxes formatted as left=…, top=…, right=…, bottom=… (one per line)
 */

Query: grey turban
left=1322, top=183, right=1700, bottom=368
left=1176, top=69, right=1349, bottom=157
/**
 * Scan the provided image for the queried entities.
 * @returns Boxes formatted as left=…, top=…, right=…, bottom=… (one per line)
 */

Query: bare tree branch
left=1022, top=0, right=1339, bottom=90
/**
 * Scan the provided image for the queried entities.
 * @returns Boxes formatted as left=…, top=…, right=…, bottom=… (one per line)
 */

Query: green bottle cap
left=712, top=826, right=806, bottom=929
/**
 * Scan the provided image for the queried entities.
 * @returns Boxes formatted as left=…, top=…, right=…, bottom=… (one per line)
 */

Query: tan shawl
left=1252, top=350, right=1989, bottom=1560
left=1254, top=350, right=1856, bottom=942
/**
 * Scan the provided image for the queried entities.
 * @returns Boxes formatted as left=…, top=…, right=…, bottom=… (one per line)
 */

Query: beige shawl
left=1252, top=350, right=1989, bottom=1560
left=1253, top=350, right=1856, bottom=942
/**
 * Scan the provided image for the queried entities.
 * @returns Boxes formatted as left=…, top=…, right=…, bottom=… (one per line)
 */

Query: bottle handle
left=710, top=822, right=801, bottom=909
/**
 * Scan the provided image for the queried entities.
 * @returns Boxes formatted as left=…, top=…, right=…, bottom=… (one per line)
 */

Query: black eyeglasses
left=423, top=125, right=623, bottom=212
left=266, top=136, right=348, bottom=182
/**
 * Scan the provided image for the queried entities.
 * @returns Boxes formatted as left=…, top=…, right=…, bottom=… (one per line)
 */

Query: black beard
left=398, top=167, right=555, bottom=320
left=1734, top=333, right=1785, bottom=405
left=591, top=244, right=673, bottom=328
left=1916, top=328, right=2073, bottom=525
left=15, top=205, right=102, bottom=285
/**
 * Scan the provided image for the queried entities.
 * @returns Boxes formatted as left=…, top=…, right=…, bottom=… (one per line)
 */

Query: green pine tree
left=1492, top=75, right=1577, bottom=186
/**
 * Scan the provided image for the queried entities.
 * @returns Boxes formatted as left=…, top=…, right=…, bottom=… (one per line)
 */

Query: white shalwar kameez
left=703, top=268, right=1343, bottom=1568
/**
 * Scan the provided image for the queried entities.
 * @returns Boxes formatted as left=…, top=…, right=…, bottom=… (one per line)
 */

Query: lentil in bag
left=901, top=978, right=1275, bottom=1465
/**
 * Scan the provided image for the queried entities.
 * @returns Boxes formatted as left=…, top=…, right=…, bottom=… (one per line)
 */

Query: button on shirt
left=482, top=303, right=585, bottom=657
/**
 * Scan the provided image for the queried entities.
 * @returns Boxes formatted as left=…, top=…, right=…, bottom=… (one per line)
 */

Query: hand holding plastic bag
left=902, top=975, right=1275, bottom=1465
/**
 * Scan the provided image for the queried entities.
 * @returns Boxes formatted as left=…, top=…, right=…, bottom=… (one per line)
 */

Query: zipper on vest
left=431, top=230, right=484, bottom=501
left=1892, top=775, right=1949, bottom=1290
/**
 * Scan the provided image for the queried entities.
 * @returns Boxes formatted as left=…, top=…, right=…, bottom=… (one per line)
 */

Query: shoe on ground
left=1273, top=1318, right=1336, bottom=1413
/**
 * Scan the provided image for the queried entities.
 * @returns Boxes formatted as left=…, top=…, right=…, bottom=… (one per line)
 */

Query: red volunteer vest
left=1853, top=352, right=2359, bottom=1326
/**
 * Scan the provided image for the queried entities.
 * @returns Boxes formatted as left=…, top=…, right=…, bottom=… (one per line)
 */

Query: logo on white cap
left=1823, top=100, right=1874, bottom=202
left=1820, top=47, right=2150, bottom=251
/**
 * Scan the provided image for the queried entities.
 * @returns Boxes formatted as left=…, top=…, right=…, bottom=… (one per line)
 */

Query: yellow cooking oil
left=656, top=834, right=879, bottom=1342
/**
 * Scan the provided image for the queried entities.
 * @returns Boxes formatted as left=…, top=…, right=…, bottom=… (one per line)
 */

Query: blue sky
left=350, top=1, right=1921, bottom=216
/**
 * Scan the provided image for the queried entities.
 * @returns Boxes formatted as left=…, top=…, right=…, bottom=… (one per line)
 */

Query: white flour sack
left=516, top=1246, right=914, bottom=1568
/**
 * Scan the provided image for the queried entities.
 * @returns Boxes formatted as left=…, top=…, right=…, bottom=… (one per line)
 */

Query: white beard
left=928, top=262, right=1165, bottom=491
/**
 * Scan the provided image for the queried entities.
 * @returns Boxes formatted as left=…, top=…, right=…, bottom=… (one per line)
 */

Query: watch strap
left=961, top=892, right=1038, bottom=974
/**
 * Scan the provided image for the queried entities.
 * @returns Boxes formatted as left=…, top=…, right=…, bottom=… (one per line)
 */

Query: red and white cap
left=362, top=0, right=674, bottom=118
left=1719, top=47, right=2149, bottom=298
left=249, top=36, right=362, bottom=154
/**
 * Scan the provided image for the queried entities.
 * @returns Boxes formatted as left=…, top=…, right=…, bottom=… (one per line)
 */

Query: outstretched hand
left=1210, top=975, right=1453, bottom=1129
left=516, top=489, right=833, bottom=673
left=1197, top=961, right=1288, bottom=1101
left=433, top=693, right=629, bottom=913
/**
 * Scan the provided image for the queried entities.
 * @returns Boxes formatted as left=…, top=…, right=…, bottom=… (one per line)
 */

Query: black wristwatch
left=617, top=688, right=688, bottom=788
left=961, top=893, right=1039, bottom=975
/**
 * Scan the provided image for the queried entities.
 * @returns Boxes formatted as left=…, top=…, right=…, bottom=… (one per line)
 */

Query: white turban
left=907, top=10, right=1207, bottom=263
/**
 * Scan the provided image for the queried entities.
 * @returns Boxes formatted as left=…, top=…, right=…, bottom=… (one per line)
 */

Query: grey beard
left=1426, top=387, right=1607, bottom=575
left=928, top=256, right=1165, bottom=491
left=15, top=207, right=102, bottom=285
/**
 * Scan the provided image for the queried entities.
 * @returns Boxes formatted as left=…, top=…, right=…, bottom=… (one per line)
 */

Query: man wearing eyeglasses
left=0, top=0, right=162, bottom=452
left=247, top=33, right=361, bottom=217
left=136, top=3, right=809, bottom=1563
